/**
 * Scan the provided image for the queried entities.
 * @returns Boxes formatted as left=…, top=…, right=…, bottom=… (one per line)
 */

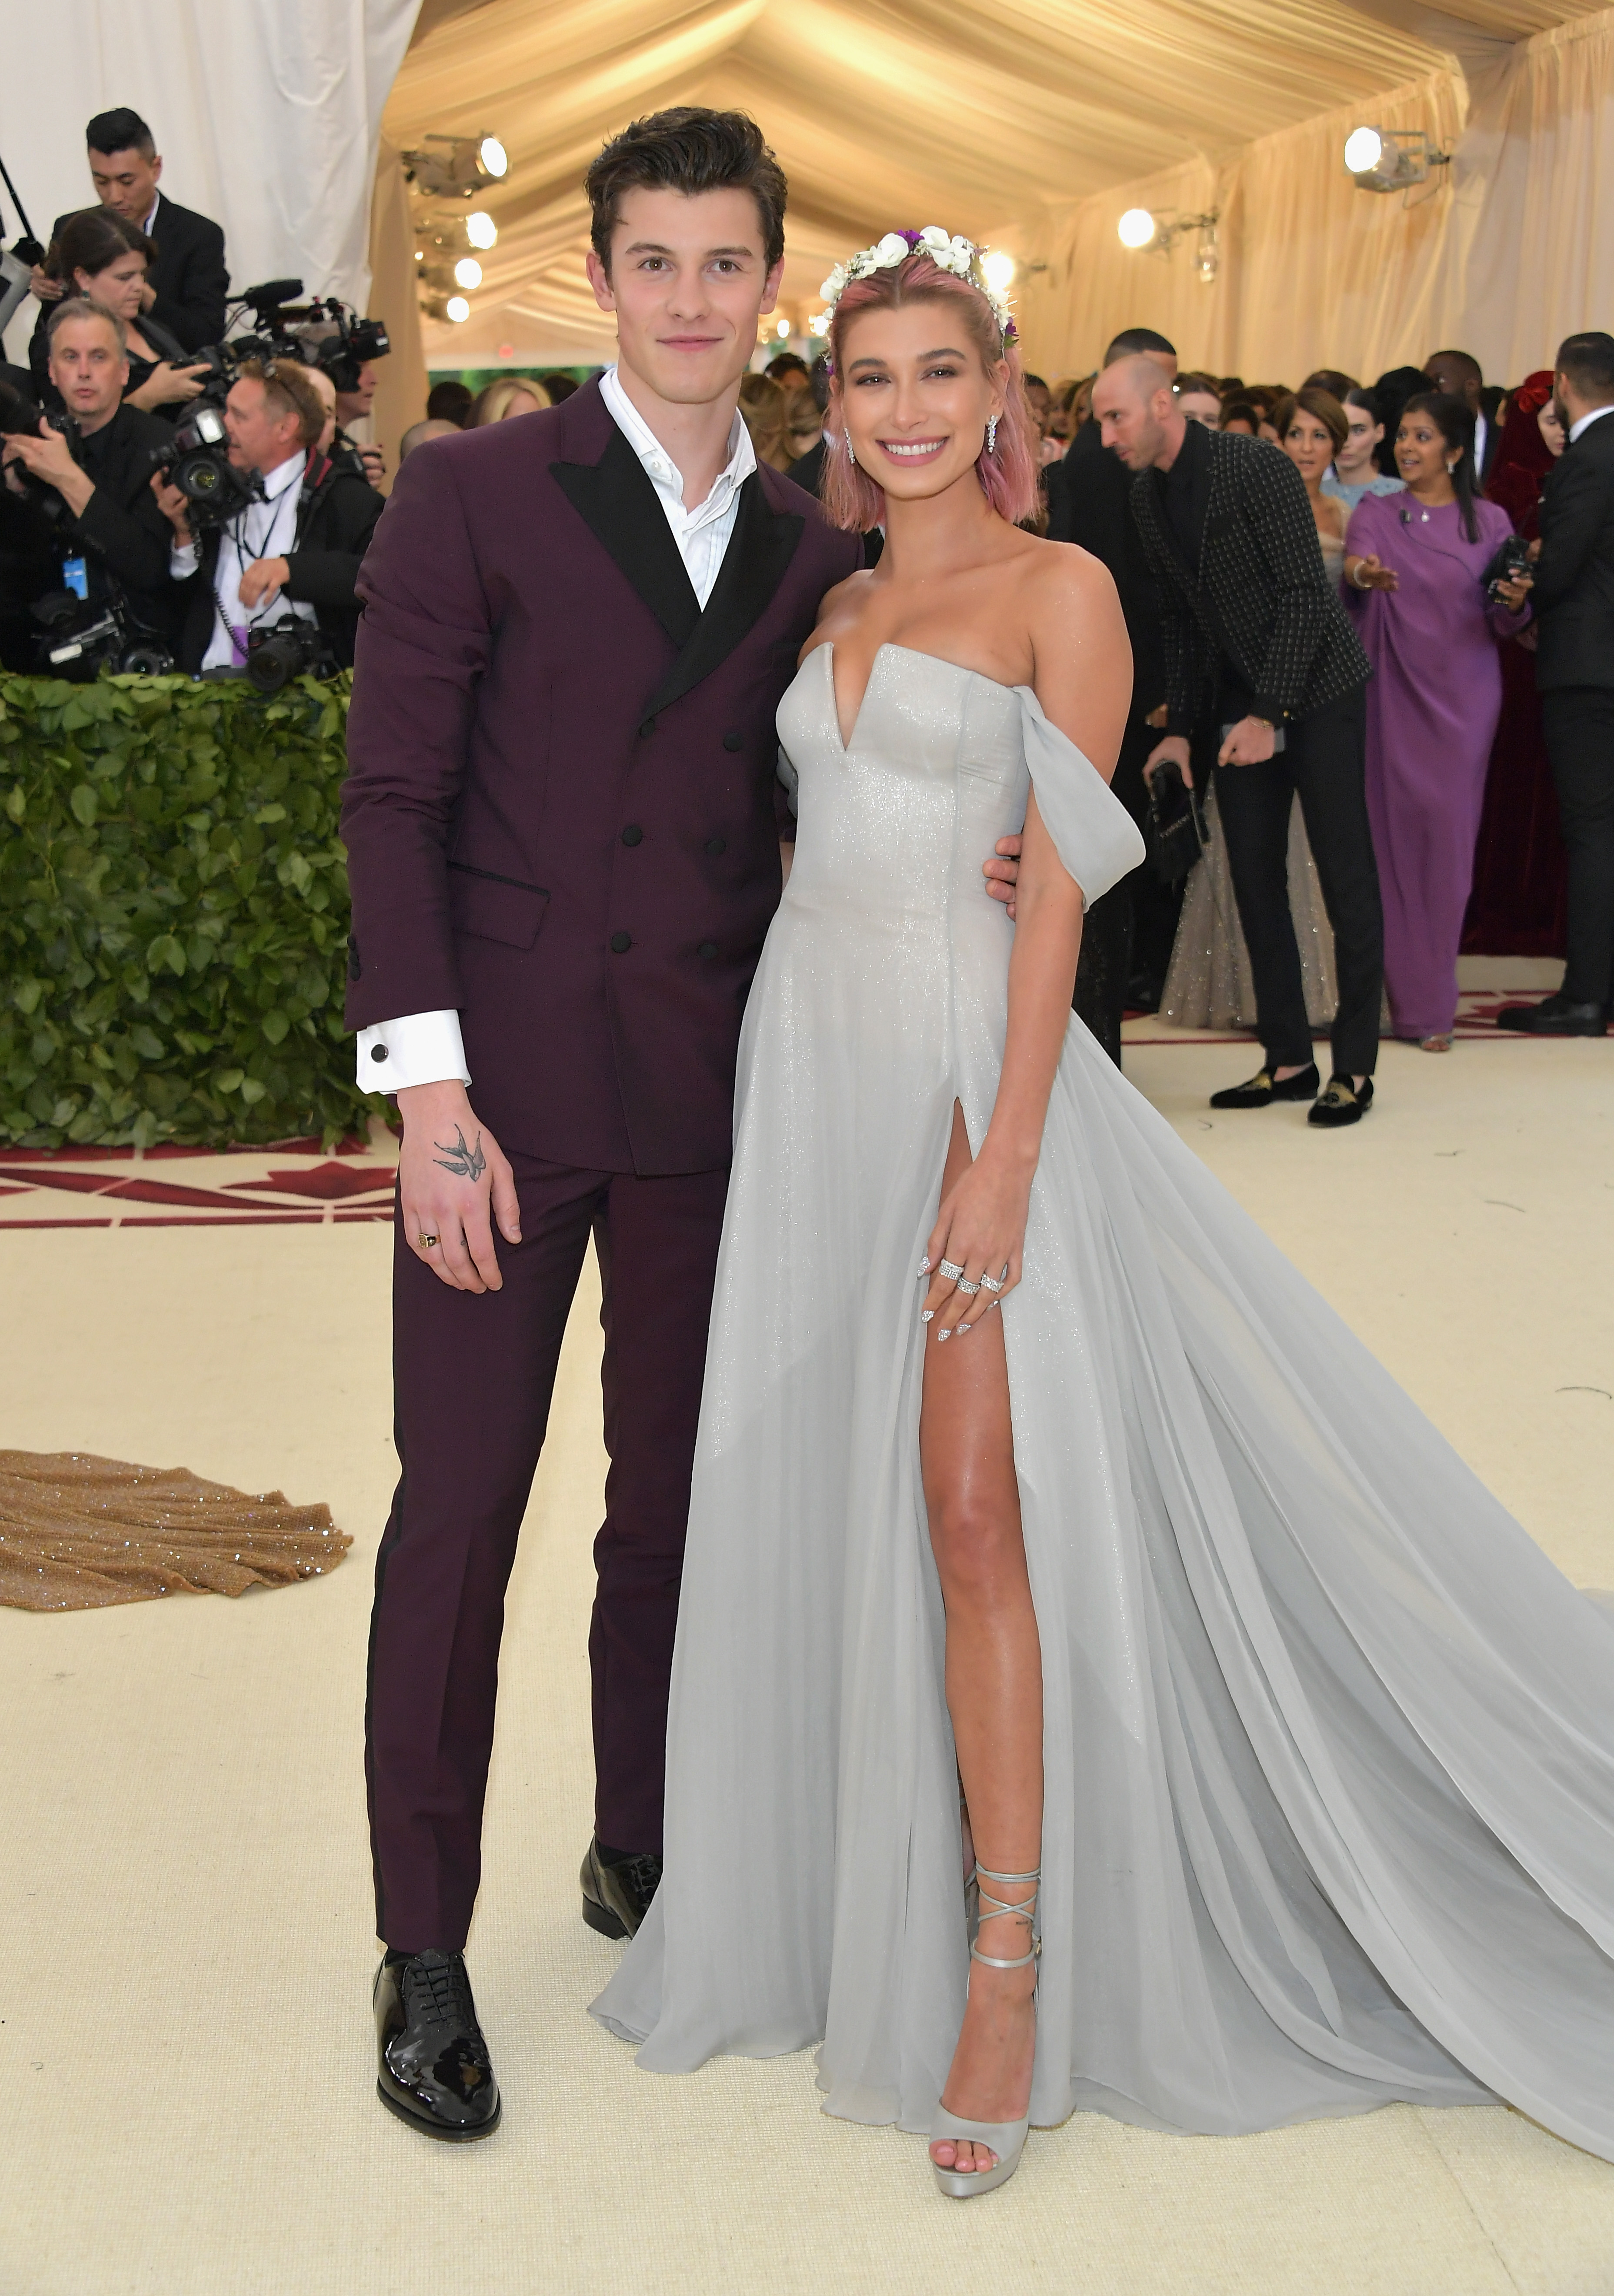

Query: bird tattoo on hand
left=432, top=1125, right=487, bottom=1182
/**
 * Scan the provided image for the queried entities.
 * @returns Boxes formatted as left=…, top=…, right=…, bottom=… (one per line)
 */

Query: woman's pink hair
left=820, top=251, right=1039, bottom=530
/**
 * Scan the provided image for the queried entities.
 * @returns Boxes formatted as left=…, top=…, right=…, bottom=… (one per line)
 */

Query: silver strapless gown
left=594, top=641, right=1614, bottom=2159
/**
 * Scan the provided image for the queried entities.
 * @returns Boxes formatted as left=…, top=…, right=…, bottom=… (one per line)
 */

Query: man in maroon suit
left=343, top=108, right=867, bottom=2140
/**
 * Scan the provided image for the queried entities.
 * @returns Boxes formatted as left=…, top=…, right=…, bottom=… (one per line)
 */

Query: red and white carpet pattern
left=0, top=1141, right=398, bottom=1229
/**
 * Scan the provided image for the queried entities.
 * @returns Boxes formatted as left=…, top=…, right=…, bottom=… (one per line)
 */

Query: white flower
left=950, top=235, right=976, bottom=273
left=820, top=263, right=848, bottom=301
left=873, top=232, right=910, bottom=267
left=917, top=225, right=951, bottom=252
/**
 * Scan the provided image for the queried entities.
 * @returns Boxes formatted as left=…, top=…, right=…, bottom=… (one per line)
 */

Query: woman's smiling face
left=835, top=299, right=1006, bottom=506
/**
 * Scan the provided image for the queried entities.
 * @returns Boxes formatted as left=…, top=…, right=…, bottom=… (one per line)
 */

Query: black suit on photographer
left=0, top=303, right=176, bottom=668
left=32, top=112, right=229, bottom=359
left=161, top=358, right=383, bottom=676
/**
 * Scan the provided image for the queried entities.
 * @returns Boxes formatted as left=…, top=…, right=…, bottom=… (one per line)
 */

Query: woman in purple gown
left=1344, top=393, right=1530, bottom=1049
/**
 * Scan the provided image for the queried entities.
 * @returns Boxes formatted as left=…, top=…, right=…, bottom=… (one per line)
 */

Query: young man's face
left=587, top=186, right=783, bottom=407
left=90, top=144, right=162, bottom=224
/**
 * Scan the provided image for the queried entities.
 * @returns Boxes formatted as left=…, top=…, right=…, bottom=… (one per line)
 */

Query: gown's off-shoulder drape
left=594, top=642, right=1614, bottom=2160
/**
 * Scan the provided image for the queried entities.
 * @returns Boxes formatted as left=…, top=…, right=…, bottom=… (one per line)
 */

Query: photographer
left=156, top=358, right=383, bottom=675
left=30, top=108, right=228, bottom=354
left=30, top=211, right=210, bottom=418
left=1, top=299, right=176, bottom=657
left=333, top=356, right=386, bottom=486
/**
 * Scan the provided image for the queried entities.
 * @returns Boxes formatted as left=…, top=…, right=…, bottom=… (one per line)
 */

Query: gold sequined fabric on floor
left=0, top=1452, right=350, bottom=1611
left=1160, top=781, right=1340, bottom=1032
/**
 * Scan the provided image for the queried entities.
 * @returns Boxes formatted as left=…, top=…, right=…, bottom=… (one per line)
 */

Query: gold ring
left=419, top=1233, right=439, bottom=1249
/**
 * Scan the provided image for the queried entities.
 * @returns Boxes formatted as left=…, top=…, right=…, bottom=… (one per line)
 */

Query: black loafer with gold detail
left=1209, top=1061, right=1319, bottom=1111
left=1307, top=1074, right=1374, bottom=1128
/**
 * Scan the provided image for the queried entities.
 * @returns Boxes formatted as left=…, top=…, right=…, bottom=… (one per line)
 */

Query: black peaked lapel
left=550, top=427, right=701, bottom=647
left=645, top=471, right=804, bottom=718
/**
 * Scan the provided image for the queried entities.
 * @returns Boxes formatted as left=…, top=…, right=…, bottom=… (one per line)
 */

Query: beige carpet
left=3, top=1027, right=1613, bottom=2296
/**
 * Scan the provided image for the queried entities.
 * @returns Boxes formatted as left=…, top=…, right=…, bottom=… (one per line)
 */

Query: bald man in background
left=1045, top=327, right=1180, bottom=1059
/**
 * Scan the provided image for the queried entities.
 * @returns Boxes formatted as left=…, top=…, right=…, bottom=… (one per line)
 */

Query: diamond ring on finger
left=956, top=1278, right=981, bottom=1295
left=939, top=1259, right=966, bottom=1281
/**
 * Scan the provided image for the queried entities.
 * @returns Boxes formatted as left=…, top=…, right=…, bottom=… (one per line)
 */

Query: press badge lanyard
left=214, top=453, right=323, bottom=665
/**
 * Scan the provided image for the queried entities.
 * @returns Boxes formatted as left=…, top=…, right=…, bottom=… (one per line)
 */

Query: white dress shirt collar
left=142, top=194, right=160, bottom=237
left=598, top=362, right=755, bottom=523
left=1569, top=403, right=1614, bottom=445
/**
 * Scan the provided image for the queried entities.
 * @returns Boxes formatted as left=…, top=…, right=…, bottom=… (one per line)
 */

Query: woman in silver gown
left=594, top=237, right=1614, bottom=2198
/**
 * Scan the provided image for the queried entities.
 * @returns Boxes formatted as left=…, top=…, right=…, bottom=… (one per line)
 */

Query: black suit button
left=698, top=941, right=718, bottom=960
left=610, top=931, right=632, bottom=954
left=370, top=1044, right=389, bottom=1062
left=621, top=825, right=644, bottom=847
left=704, top=836, right=727, bottom=857
left=722, top=731, right=744, bottom=751
left=639, top=716, right=657, bottom=739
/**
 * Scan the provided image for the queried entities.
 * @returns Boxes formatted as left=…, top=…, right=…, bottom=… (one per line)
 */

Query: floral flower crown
left=819, top=227, right=1016, bottom=363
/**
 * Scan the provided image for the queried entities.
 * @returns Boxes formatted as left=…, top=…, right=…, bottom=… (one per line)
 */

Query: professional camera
left=186, top=282, right=391, bottom=396
left=310, top=306, right=390, bottom=394
left=145, top=400, right=265, bottom=530
left=0, top=387, right=82, bottom=526
left=245, top=618, right=337, bottom=694
left=30, top=587, right=174, bottom=679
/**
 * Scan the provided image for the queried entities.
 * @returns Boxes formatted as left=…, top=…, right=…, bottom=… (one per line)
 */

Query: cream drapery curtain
left=1015, top=10, right=1614, bottom=389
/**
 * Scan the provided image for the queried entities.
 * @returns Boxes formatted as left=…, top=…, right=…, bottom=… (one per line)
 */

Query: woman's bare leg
left=921, top=1102, right=1043, bottom=2174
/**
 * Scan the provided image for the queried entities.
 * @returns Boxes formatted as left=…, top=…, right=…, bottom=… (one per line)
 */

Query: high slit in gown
left=592, top=640, right=1614, bottom=2159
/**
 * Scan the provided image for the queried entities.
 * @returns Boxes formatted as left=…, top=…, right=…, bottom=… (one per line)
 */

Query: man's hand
left=6, top=419, right=93, bottom=518
left=150, top=472, right=194, bottom=547
left=138, top=278, right=156, bottom=313
left=1217, top=717, right=1277, bottom=768
left=1145, top=732, right=1193, bottom=789
left=397, top=1082, right=520, bottom=1293
left=1496, top=572, right=1534, bottom=611
left=984, top=834, right=1021, bottom=921
left=239, top=555, right=290, bottom=610
left=29, top=265, right=65, bottom=305
left=357, top=443, right=386, bottom=484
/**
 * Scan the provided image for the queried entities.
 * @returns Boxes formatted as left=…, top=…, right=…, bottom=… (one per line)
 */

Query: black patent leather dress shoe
left=581, top=1838, right=663, bottom=1939
left=1209, top=1061, right=1319, bottom=1110
left=1495, top=993, right=1609, bottom=1036
left=1307, top=1074, right=1374, bottom=1128
left=374, top=1948, right=501, bottom=2140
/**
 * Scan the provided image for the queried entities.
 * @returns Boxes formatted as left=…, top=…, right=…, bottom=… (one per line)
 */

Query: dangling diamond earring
left=986, top=415, right=999, bottom=456
left=845, top=432, right=857, bottom=467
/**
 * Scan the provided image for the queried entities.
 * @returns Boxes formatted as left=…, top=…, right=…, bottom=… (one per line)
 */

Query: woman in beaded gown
left=593, top=238, right=1614, bottom=2197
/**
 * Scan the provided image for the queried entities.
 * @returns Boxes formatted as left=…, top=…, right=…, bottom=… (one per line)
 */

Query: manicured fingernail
left=917, top=1257, right=930, bottom=1276
left=959, top=1320, right=973, bottom=1334
left=920, top=1309, right=934, bottom=1322
left=937, top=1326, right=950, bottom=1342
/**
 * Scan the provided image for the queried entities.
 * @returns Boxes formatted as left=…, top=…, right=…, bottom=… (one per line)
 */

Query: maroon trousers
left=366, top=1148, right=728, bottom=1952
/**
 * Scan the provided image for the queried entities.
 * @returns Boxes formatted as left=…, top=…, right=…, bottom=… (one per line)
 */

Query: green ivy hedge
left=0, top=671, right=388, bottom=1149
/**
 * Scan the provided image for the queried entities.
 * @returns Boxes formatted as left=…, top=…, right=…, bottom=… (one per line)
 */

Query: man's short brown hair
left=585, top=107, right=787, bottom=273
left=235, top=357, right=325, bottom=449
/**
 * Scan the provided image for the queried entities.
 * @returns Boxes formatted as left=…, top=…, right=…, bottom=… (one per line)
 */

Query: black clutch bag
left=1145, top=758, right=1209, bottom=887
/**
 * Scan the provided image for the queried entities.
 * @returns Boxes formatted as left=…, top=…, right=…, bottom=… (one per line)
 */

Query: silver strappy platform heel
left=930, top=1863, right=1040, bottom=2201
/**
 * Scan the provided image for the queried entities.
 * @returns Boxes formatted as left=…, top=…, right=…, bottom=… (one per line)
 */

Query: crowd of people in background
left=4, top=103, right=1610, bottom=1090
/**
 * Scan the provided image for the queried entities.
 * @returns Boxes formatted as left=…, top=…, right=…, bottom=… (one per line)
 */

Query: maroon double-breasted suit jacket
left=342, top=377, right=861, bottom=1173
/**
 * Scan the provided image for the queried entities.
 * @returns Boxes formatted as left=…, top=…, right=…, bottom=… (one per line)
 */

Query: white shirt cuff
left=356, top=1009, right=470, bottom=1093
left=170, top=539, right=199, bottom=576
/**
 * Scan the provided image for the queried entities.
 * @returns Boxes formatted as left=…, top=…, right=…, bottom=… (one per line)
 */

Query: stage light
left=446, top=295, right=470, bottom=323
left=1345, top=125, right=1449, bottom=193
left=414, top=248, right=424, bottom=262
left=776, top=317, right=790, bottom=337
left=454, top=257, right=483, bottom=290
left=1344, top=127, right=1383, bottom=175
left=1117, top=209, right=1157, bottom=250
left=404, top=134, right=510, bottom=198
left=981, top=250, right=1015, bottom=294
left=466, top=210, right=498, bottom=250
left=807, top=311, right=829, bottom=337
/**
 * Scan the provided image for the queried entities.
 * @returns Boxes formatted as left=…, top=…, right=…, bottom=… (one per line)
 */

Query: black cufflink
left=371, top=1045, right=389, bottom=1062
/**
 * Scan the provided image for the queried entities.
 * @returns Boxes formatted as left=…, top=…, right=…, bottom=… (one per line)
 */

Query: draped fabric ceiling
left=374, top=0, right=1613, bottom=407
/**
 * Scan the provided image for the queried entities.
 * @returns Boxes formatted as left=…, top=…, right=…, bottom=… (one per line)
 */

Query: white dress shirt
left=1569, top=404, right=1614, bottom=444
left=170, top=446, right=316, bottom=672
left=356, top=370, right=757, bottom=1095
